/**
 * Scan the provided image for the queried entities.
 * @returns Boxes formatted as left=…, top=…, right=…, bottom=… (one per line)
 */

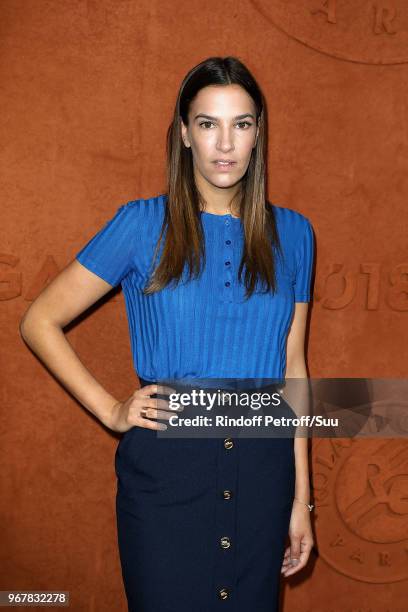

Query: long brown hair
left=144, top=56, right=283, bottom=300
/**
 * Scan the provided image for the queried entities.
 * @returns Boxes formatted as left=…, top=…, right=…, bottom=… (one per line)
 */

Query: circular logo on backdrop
left=250, top=1, right=408, bottom=64
left=312, top=439, right=408, bottom=583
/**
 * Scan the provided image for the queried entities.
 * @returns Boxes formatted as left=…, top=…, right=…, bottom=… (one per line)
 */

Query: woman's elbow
left=285, top=356, right=308, bottom=378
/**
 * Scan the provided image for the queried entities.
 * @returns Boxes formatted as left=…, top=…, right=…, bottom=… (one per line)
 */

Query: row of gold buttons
left=218, top=438, right=234, bottom=600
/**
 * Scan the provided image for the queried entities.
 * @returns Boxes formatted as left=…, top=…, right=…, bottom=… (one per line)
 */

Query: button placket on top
left=223, top=219, right=234, bottom=304
left=212, top=434, right=239, bottom=606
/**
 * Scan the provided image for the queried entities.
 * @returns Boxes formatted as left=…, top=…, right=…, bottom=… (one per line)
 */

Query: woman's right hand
left=108, top=384, right=180, bottom=433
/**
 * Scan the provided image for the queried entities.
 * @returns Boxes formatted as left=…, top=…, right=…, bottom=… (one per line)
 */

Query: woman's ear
left=253, top=124, right=259, bottom=149
left=180, top=119, right=191, bottom=148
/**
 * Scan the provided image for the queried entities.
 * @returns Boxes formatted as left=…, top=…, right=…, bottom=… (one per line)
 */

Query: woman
left=20, top=56, right=315, bottom=611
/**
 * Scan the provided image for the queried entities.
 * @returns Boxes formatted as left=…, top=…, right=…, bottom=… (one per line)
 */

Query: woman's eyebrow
left=193, top=113, right=255, bottom=121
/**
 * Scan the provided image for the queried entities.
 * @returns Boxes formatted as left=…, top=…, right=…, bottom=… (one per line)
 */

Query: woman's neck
left=196, top=176, right=242, bottom=218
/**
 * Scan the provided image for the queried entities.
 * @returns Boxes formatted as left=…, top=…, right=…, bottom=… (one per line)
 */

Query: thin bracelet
left=294, top=497, right=314, bottom=511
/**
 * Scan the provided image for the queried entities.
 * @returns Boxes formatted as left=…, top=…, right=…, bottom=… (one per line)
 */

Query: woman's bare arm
left=280, top=301, right=314, bottom=577
left=285, top=302, right=311, bottom=505
left=19, top=259, right=124, bottom=429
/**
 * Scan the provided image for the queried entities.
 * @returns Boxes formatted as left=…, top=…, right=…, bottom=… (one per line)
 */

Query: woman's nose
left=216, top=129, right=234, bottom=152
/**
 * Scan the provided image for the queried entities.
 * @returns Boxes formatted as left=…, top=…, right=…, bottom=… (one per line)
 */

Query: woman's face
left=181, top=84, right=259, bottom=191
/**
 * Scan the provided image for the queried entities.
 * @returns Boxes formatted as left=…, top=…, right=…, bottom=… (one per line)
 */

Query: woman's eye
left=198, top=120, right=253, bottom=129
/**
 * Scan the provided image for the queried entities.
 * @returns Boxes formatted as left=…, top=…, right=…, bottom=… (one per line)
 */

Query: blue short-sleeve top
left=75, top=194, right=314, bottom=384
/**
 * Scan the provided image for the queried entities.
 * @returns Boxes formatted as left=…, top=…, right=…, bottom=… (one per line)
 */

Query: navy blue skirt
left=115, top=378, right=296, bottom=612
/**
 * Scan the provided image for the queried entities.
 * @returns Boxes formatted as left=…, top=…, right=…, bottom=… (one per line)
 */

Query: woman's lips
left=213, top=161, right=236, bottom=171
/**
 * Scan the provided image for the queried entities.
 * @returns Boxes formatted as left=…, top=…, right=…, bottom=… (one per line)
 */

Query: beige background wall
left=1, top=1, right=407, bottom=610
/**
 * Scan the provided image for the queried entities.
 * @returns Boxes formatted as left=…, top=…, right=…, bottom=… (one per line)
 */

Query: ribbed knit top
left=75, top=194, right=314, bottom=385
